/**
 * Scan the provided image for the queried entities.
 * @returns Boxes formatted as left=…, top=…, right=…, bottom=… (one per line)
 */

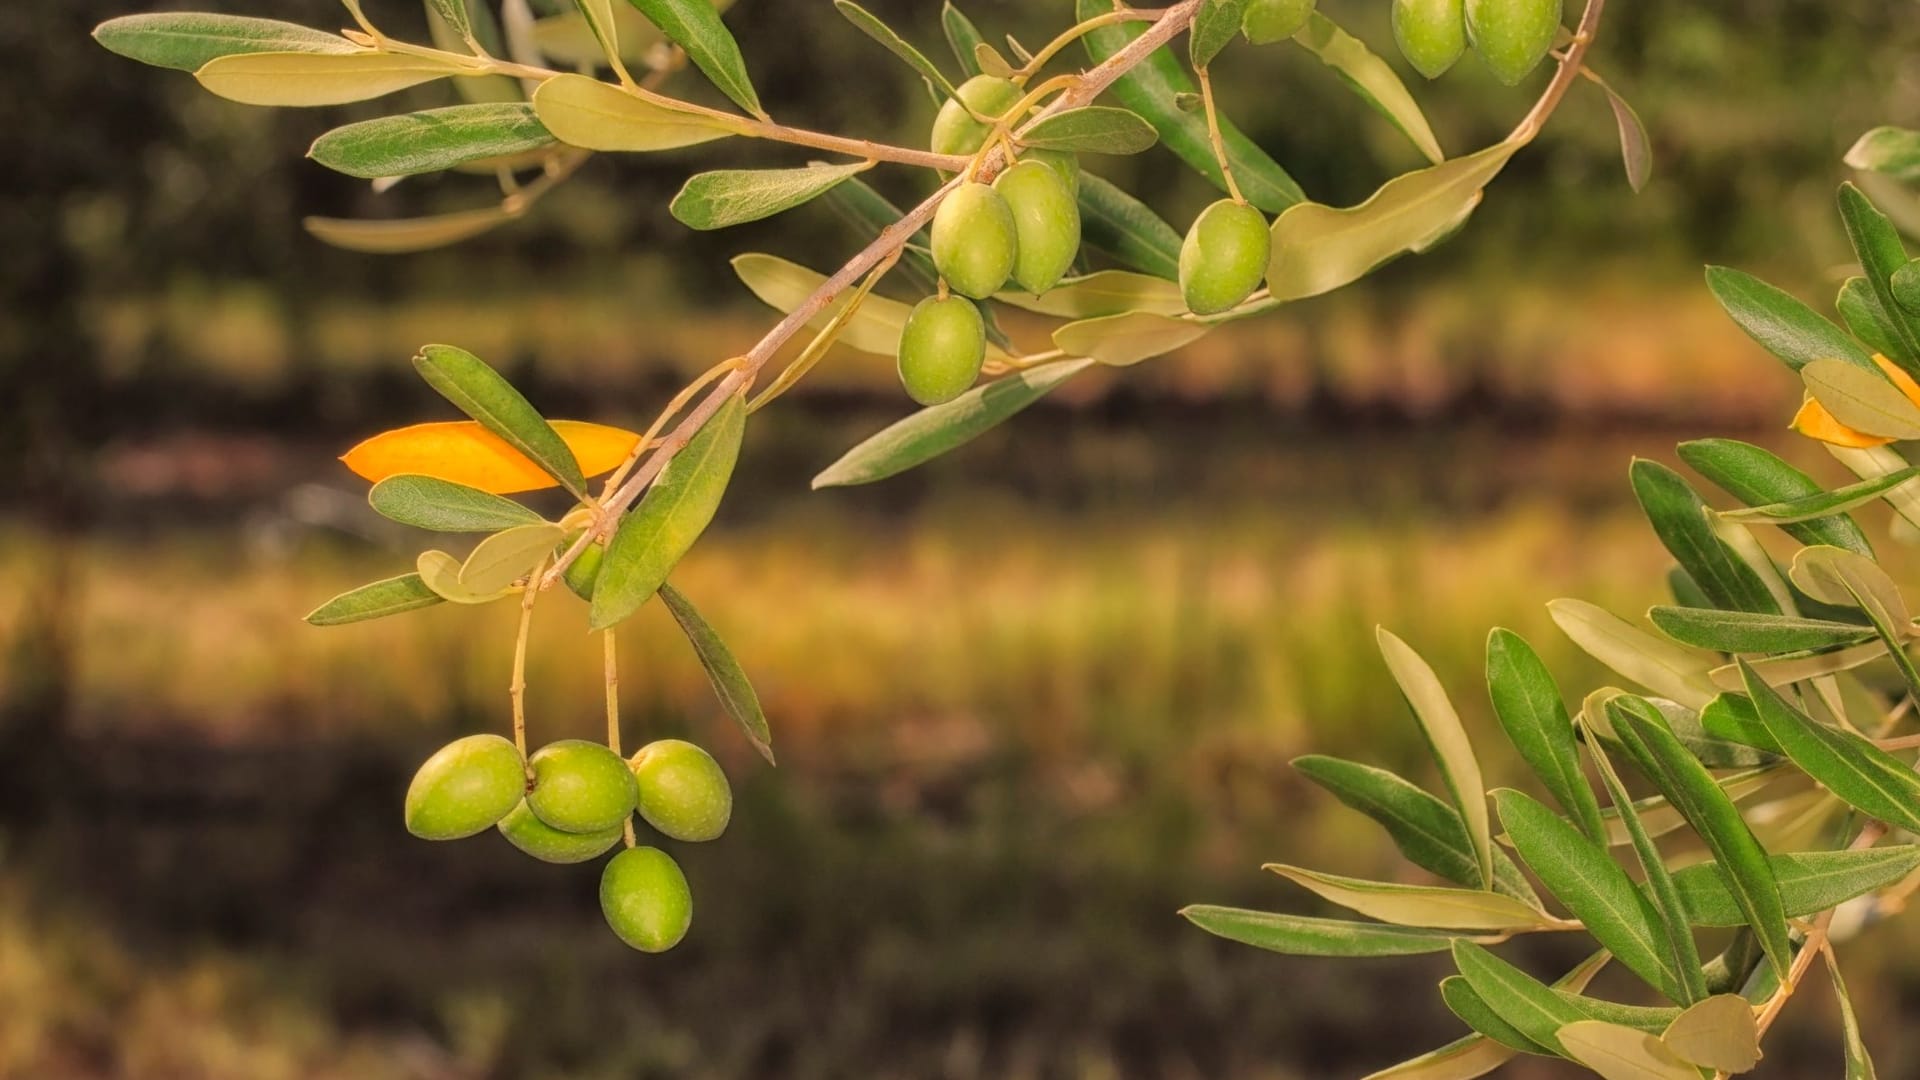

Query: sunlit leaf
left=303, top=206, right=518, bottom=253
left=1292, top=12, right=1443, bottom=164
left=626, top=0, right=764, bottom=117
left=532, top=73, right=744, bottom=152
left=414, top=343, right=586, bottom=496
left=1052, top=311, right=1208, bottom=366
left=833, top=0, right=957, bottom=100
left=368, top=475, right=546, bottom=532
left=671, top=161, right=871, bottom=230
left=813, top=359, right=1094, bottom=488
left=572, top=0, right=624, bottom=70
left=659, top=582, right=774, bottom=765
left=1549, top=599, right=1717, bottom=710
left=1363, top=953, right=1612, bottom=1079
left=996, top=270, right=1186, bottom=319
left=1704, top=266, right=1874, bottom=373
left=1557, top=1020, right=1698, bottom=1080
left=415, top=549, right=512, bottom=604
left=309, top=103, right=553, bottom=179
left=305, top=572, right=445, bottom=625
left=459, top=522, right=565, bottom=593
left=196, top=50, right=477, bottom=107
left=1019, top=107, right=1159, bottom=154
left=1847, top=126, right=1920, bottom=183
left=1671, top=847, right=1920, bottom=927
left=93, top=13, right=357, bottom=72
left=1264, top=865, right=1551, bottom=930
left=1680, top=437, right=1875, bottom=556
left=1658, top=995, right=1760, bottom=1073
left=1713, top=467, right=1920, bottom=529
left=342, top=419, right=640, bottom=494
left=1803, top=358, right=1920, bottom=439
left=590, top=394, right=746, bottom=630
left=1377, top=629, right=1492, bottom=890
left=1180, top=906, right=1465, bottom=957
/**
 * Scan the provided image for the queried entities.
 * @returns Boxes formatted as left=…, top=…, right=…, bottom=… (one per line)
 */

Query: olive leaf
left=1711, top=465, right=1920, bottom=528
left=818, top=178, right=939, bottom=294
left=572, top=0, right=624, bottom=70
left=531, top=73, right=744, bottom=152
left=305, top=572, right=446, bottom=625
left=1847, top=126, right=1920, bottom=183
left=1291, top=12, right=1444, bottom=165
left=1373, top=954, right=1613, bottom=1078
left=941, top=2, right=987, bottom=78
left=1262, top=865, right=1553, bottom=931
left=1825, top=949, right=1880, bottom=1079
left=1647, top=607, right=1872, bottom=654
left=833, top=1, right=958, bottom=101
left=1178, top=906, right=1466, bottom=957
left=1053, top=311, right=1207, bottom=366
left=590, top=395, right=747, bottom=630
left=1828, top=443, right=1920, bottom=535
left=1549, top=599, right=1718, bottom=710
left=1659, top=995, right=1760, bottom=1073
left=1189, top=0, right=1248, bottom=69
left=1631, top=458, right=1780, bottom=614
left=1803, top=358, right=1920, bottom=439
left=1698, top=693, right=1780, bottom=754
left=658, top=582, right=774, bottom=765
left=1451, top=941, right=1656, bottom=1056
left=369, top=475, right=547, bottom=532
left=1839, top=183, right=1920, bottom=370
left=426, top=0, right=473, bottom=42
left=1266, top=140, right=1521, bottom=303
left=93, top=13, right=357, bottom=71
left=1078, top=173, right=1185, bottom=280
left=734, top=253, right=981, bottom=360
left=995, top=270, right=1187, bottom=319
left=1441, top=978, right=1551, bottom=1054
left=1593, top=74, right=1652, bottom=193
left=1838, top=276, right=1907, bottom=360
left=1078, top=0, right=1304, bottom=213
left=1708, top=638, right=1890, bottom=693
left=196, top=50, right=482, bottom=107
left=459, top=522, right=566, bottom=593
left=1703, top=266, right=1875, bottom=373
left=413, top=343, right=587, bottom=497
left=1671, top=847, right=1920, bottom=927
left=416, top=549, right=513, bottom=604
left=1485, top=628, right=1606, bottom=845
left=1739, top=659, right=1920, bottom=834
left=1376, top=629, right=1493, bottom=891
left=1788, top=546, right=1911, bottom=634
left=671, top=162, right=872, bottom=230
left=342, top=419, right=640, bottom=494
left=626, top=0, right=765, bottom=118
left=1018, top=108, right=1159, bottom=155
left=813, top=359, right=1094, bottom=489
left=304, top=206, right=518, bottom=253
left=1556, top=1020, right=1699, bottom=1080
left=309, top=103, right=554, bottom=179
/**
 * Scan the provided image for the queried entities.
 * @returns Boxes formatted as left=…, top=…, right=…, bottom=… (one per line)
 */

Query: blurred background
left=6, top=1, right=1920, bottom=1076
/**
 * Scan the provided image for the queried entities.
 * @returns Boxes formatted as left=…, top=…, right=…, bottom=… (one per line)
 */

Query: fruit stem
left=1012, top=7, right=1157, bottom=84
left=1195, top=65, right=1244, bottom=205
left=604, top=628, right=639, bottom=849
left=510, top=555, right=546, bottom=762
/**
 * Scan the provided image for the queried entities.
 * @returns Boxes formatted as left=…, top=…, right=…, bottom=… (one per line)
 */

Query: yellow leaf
left=342, top=420, right=641, bottom=494
left=532, top=73, right=744, bottom=152
left=1790, top=355, right=1920, bottom=448
left=195, top=50, right=476, bottom=107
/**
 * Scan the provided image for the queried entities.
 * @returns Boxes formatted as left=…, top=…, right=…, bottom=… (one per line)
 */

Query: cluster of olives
left=898, top=75, right=1276, bottom=407
left=404, top=732, right=733, bottom=952
left=1392, top=0, right=1563, bottom=85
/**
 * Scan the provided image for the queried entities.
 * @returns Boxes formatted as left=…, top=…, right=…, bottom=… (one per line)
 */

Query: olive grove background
left=4, top=1, right=1920, bottom=1076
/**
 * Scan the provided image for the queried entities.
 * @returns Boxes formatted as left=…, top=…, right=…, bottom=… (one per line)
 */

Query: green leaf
left=1647, top=607, right=1873, bottom=654
left=670, top=162, right=871, bottom=230
left=1847, top=126, right=1920, bottom=184
left=459, top=522, right=566, bottom=593
left=1609, top=702, right=1794, bottom=984
left=1179, top=906, right=1464, bottom=957
left=1828, top=443, right=1920, bottom=534
left=1078, top=172, right=1185, bottom=280
left=590, top=395, right=746, bottom=630
left=1485, top=628, right=1606, bottom=844
left=1698, top=692, right=1780, bottom=754
left=93, top=13, right=358, bottom=72
left=1439, top=977, right=1552, bottom=1055
left=1449, top=941, right=1587, bottom=1054
left=1556, top=1020, right=1698, bottom=1080
left=1803, top=358, right=1920, bottom=439
left=1377, top=629, right=1492, bottom=891
left=368, top=475, right=546, bottom=532
left=812, top=359, right=1093, bottom=488
left=995, top=270, right=1187, bottom=319
left=1265, top=140, right=1520, bottom=303
left=1583, top=715, right=1707, bottom=1005
left=1670, top=847, right=1920, bottom=927
left=426, top=0, right=473, bottom=42
left=1659, top=995, right=1760, bottom=1073
left=305, top=572, right=445, bottom=625
left=1787, top=546, right=1920, bottom=694
left=1018, top=107, right=1159, bottom=154
left=1495, top=789, right=1680, bottom=999
left=572, top=0, right=626, bottom=70
left=659, top=583, right=773, bottom=765
left=1841, top=182, right=1920, bottom=370
left=1840, top=276, right=1908, bottom=359
left=1596, top=76, right=1652, bottom=193
left=413, top=344, right=586, bottom=497
left=1292, top=756, right=1537, bottom=902
left=1291, top=12, right=1443, bottom=165
left=531, top=73, right=744, bottom=152
left=1190, top=0, right=1248, bottom=68
left=1703, top=266, right=1874, bottom=372
left=818, top=178, right=939, bottom=293
left=625, top=0, right=764, bottom=118
left=1825, top=949, right=1880, bottom=1079
left=1078, top=0, right=1304, bottom=213
left=195, top=51, right=476, bottom=107
left=1549, top=599, right=1717, bottom=710
left=1263, top=865, right=1551, bottom=931
left=1053, top=311, right=1208, bottom=366
left=415, top=549, right=513, bottom=604
left=1631, top=458, right=1779, bottom=614
left=1739, top=659, right=1920, bottom=834
left=1679, top=438, right=1874, bottom=555
left=833, top=1, right=958, bottom=101
left=1713, top=467, right=1920, bottom=527
left=941, top=2, right=987, bottom=78
left=308, top=103, right=553, bottom=180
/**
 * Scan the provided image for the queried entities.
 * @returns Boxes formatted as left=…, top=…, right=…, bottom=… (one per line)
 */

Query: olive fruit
left=1025, top=148, right=1081, bottom=196
left=497, top=799, right=625, bottom=863
left=932, top=182, right=1018, bottom=299
left=629, top=739, right=733, bottom=842
left=898, top=296, right=986, bottom=406
left=1243, top=0, right=1317, bottom=44
left=1464, top=0, right=1561, bottom=86
left=1392, top=0, right=1467, bottom=79
left=1179, top=199, right=1270, bottom=316
left=526, top=739, right=638, bottom=834
left=930, top=75, right=1022, bottom=158
left=994, top=159, right=1082, bottom=296
left=404, top=733, right=526, bottom=841
left=600, top=846, right=693, bottom=953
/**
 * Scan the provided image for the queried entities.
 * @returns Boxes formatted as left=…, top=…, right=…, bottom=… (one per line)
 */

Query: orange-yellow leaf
left=341, top=420, right=641, bottom=494
left=1873, top=352, right=1920, bottom=404
left=1791, top=355, right=1920, bottom=448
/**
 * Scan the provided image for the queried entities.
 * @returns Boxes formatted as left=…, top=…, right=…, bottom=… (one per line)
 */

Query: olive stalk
left=1194, top=65, right=1244, bottom=205
left=604, top=629, right=637, bottom=849
left=509, top=553, right=547, bottom=761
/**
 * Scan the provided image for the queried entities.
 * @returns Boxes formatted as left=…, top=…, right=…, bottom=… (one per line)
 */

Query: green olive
left=629, top=739, right=733, bottom=842
left=526, top=739, right=638, bottom=834
left=497, top=799, right=625, bottom=863
left=932, top=182, right=1018, bottom=300
left=1179, top=199, right=1270, bottom=316
left=404, top=733, right=526, bottom=841
left=1464, top=0, right=1561, bottom=86
left=560, top=531, right=604, bottom=601
left=1243, top=0, right=1317, bottom=44
left=930, top=75, right=1022, bottom=158
left=1024, top=148, right=1081, bottom=196
left=600, top=846, right=693, bottom=953
left=994, top=159, right=1081, bottom=296
left=1392, top=0, right=1467, bottom=79
left=898, top=296, right=986, bottom=406
left=1893, top=259, right=1920, bottom=314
